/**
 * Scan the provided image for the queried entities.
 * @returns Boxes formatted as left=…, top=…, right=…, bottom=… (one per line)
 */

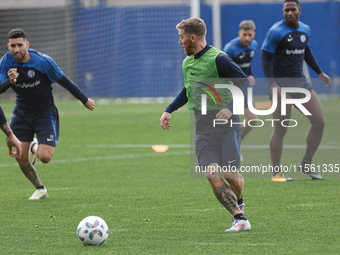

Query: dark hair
left=176, top=17, right=207, bottom=38
left=8, top=29, right=27, bottom=40
left=284, top=0, right=299, bottom=6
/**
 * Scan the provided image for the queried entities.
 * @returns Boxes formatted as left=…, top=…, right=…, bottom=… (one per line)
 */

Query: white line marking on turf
left=1, top=144, right=339, bottom=168
left=77, top=144, right=340, bottom=149
left=0, top=150, right=191, bottom=168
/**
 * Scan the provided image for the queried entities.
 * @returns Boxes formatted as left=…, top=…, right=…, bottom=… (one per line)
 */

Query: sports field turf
left=0, top=96, right=339, bottom=254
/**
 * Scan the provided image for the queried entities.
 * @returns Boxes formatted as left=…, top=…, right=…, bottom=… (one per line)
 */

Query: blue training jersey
left=0, top=48, right=64, bottom=112
left=261, top=20, right=310, bottom=78
left=223, top=37, right=257, bottom=77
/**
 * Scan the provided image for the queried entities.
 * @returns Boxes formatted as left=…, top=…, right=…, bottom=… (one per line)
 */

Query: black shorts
left=195, top=130, right=241, bottom=169
left=268, top=77, right=313, bottom=99
left=10, top=105, right=59, bottom=147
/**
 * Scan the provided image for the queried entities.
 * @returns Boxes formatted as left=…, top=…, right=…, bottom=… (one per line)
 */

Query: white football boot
left=28, top=187, right=48, bottom=200
left=225, top=218, right=251, bottom=232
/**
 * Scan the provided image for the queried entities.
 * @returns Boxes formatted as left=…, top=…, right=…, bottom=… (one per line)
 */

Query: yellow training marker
left=152, top=145, right=169, bottom=153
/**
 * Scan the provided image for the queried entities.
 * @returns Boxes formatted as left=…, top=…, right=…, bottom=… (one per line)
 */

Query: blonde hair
left=176, top=17, right=207, bottom=38
left=239, top=20, right=256, bottom=31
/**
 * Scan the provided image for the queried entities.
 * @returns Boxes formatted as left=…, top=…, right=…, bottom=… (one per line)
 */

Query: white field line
left=1, top=144, right=339, bottom=168
left=75, top=144, right=340, bottom=150
left=0, top=150, right=191, bottom=168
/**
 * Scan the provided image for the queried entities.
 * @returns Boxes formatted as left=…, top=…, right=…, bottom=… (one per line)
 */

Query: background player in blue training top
left=0, top=104, right=22, bottom=158
left=223, top=20, right=258, bottom=140
left=0, top=29, right=95, bottom=200
left=261, top=0, right=331, bottom=182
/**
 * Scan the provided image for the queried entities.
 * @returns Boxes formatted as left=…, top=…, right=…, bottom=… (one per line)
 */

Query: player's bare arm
left=84, top=98, right=95, bottom=111
left=269, top=82, right=282, bottom=97
left=1, top=121, right=13, bottom=137
left=160, top=112, right=171, bottom=130
left=319, top=72, right=331, bottom=87
left=248, top=75, right=256, bottom=86
left=216, top=108, right=232, bottom=120
left=7, top=68, right=19, bottom=84
left=1, top=122, right=22, bottom=158
left=6, top=133, right=22, bottom=158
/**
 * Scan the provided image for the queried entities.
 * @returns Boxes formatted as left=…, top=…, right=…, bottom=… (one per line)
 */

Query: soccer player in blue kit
left=160, top=18, right=251, bottom=232
left=0, top=105, right=22, bottom=158
left=261, top=0, right=331, bottom=182
left=0, top=29, right=95, bottom=199
left=223, top=20, right=258, bottom=140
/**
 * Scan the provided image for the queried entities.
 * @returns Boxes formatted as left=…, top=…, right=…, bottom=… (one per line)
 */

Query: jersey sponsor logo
left=239, top=51, right=246, bottom=59
left=27, top=70, right=35, bottom=78
left=286, top=48, right=305, bottom=55
left=300, top=34, right=306, bottom=43
left=238, top=62, right=251, bottom=68
left=14, top=80, right=41, bottom=88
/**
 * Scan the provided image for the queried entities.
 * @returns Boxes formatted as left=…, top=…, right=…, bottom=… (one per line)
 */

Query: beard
left=13, top=51, right=27, bottom=63
left=240, top=40, right=250, bottom=47
left=184, top=41, right=195, bottom=56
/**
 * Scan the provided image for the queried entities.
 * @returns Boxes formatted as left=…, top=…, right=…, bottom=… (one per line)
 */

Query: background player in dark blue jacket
left=0, top=105, right=22, bottom=158
left=223, top=20, right=258, bottom=140
left=0, top=29, right=95, bottom=200
left=261, top=0, right=331, bottom=182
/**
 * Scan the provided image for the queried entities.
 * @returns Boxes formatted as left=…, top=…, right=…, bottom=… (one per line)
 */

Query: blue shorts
left=195, top=130, right=241, bottom=169
left=10, top=105, right=59, bottom=147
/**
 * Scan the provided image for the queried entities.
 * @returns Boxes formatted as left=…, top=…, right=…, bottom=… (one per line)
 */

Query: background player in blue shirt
left=0, top=29, right=95, bottom=200
left=0, top=104, right=22, bottom=158
left=261, top=0, right=331, bottom=182
left=223, top=20, right=258, bottom=140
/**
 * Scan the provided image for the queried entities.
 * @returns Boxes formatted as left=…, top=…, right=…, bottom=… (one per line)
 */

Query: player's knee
left=206, top=174, right=223, bottom=186
left=273, top=125, right=288, bottom=137
left=16, top=156, right=29, bottom=167
left=313, top=117, right=325, bottom=131
left=246, top=113, right=258, bottom=121
left=226, top=174, right=244, bottom=187
left=38, top=154, right=53, bottom=163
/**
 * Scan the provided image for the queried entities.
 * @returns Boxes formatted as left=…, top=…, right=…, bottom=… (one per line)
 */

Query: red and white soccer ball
left=77, top=216, right=109, bottom=245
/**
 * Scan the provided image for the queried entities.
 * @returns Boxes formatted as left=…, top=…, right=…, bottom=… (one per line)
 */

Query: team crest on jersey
left=27, top=70, right=35, bottom=78
left=250, top=50, right=255, bottom=58
left=300, top=35, right=306, bottom=43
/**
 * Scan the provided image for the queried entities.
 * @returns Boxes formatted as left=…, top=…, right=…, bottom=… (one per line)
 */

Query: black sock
left=36, top=185, right=45, bottom=190
left=301, top=157, right=312, bottom=165
left=238, top=196, right=243, bottom=206
left=273, top=166, right=281, bottom=175
left=233, top=213, right=247, bottom=220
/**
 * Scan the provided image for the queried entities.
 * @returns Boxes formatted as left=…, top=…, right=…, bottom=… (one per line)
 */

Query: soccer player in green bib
left=160, top=17, right=251, bottom=232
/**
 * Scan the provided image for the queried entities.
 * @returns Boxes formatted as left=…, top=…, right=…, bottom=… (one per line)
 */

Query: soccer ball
left=77, top=216, right=109, bottom=245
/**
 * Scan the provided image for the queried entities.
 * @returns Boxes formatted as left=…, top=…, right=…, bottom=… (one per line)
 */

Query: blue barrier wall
left=74, top=1, right=189, bottom=97
left=74, top=1, right=340, bottom=97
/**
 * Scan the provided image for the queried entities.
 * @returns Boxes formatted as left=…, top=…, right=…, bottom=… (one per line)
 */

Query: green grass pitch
left=0, top=96, right=339, bottom=254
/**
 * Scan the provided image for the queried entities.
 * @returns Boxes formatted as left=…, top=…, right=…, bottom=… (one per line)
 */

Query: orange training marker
left=152, top=145, right=169, bottom=153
